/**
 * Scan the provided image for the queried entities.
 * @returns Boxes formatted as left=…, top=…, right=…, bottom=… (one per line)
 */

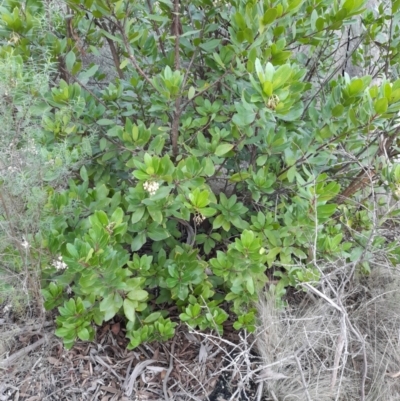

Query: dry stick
left=175, top=386, right=204, bottom=401
left=338, top=297, right=368, bottom=401
left=255, top=382, right=264, bottom=401
left=331, top=317, right=346, bottom=391
left=294, top=355, right=312, bottom=401
left=163, top=336, right=177, bottom=401
left=93, top=355, right=124, bottom=383
left=301, top=283, right=342, bottom=312
left=169, top=348, right=211, bottom=401
left=123, top=359, right=158, bottom=396
left=0, top=334, right=49, bottom=368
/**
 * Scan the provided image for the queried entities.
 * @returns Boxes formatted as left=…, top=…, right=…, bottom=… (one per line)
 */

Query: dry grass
left=255, top=263, right=400, bottom=401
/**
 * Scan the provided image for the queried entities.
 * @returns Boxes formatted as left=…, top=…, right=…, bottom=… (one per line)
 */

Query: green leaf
left=79, top=165, right=89, bottom=182
left=316, top=204, right=337, bottom=220
left=143, top=311, right=162, bottom=323
left=95, top=184, right=109, bottom=200
left=97, top=119, right=115, bottom=126
left=123, top=299, right=137, bottom=322
left=272, top=64, right=291, bottom=89
left=188, top=86, right=195, bottom=100
left=131, top=207, right=146, bottom=224
left=65, top=51, right=76, bottom=72
left=234, top=12, right=247, bottom=30
left=215, top=143, right=234, bottom=156
left=198, top=207, right=217, bottom=217
left=147, top=226, right=170, bottom=241
left=349, top=79, right=364, bottom=96
left=111, top=207, right=124, bottom=225
left=133, top=170, right=150, bottom=180
left=374, top=98, right=388, bottom=114
left=78, top=65, right=99, bottom=82
left=120, top=59, right=129, bottom=69
left=263, top=8, right=277, bottom=24
left=77, top=327, right=90, bottom=341
left=66, top=243, right=79, bottom=258
left=127, top=289, right=148, bottom=302
left=131, top=232, right=147, bottom=251
left=148, top=208, right=163, bottom=224
left=199, top=39, right=220, bottom=52
left=246, top=276, right=255, bottom=295
left=310, top=9, right=318, bottom=30
left=332, top=104, right=344, bottom=117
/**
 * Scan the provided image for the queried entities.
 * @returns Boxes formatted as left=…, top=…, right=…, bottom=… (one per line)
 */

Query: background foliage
left=1, top=0, right=400, bottom=349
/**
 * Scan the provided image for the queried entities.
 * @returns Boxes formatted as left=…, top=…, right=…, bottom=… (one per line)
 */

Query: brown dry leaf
left=386, top=371, right=400, bottom=378
left=100, top=386, right=120, bottom=394
left=152, top=347, right=159, bottom=361
left=47, top=357, right=60, bottom=366
left=111, top=323, right=120, bottom=335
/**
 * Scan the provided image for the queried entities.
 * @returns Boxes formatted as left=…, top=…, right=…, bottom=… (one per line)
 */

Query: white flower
left=143, top=180, right=160, bottom=196
left=7, top=166, right=18, bottom=173
left=52, top=256, right=67, bottom=270
left=21, top=237, right=30, bottom=249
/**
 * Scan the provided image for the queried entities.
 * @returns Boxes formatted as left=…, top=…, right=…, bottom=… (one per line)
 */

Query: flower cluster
left=143, top=180, right=159, bottom=196
left=52, top=256, right=67, bottom=270
left=193, top=212, right=206, bottom=226
left=21, top=237, right=30, bottom=249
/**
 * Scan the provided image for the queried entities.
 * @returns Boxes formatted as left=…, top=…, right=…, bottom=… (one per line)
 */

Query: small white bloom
left=52, top=256, right=67, bottom=270
left=143, top=180, right=160, bottom=196
left=7, top=166, right=18, bottom=173
left=21, top=237, right=30, bottom=249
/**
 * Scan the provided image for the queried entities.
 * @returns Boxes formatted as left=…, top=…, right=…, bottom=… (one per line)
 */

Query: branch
left=115, top=21, right=158, bottom=91
left=180, top=70, right=230, bottom=111
left=98, top=20, right=124, bottom=79
left=335, top=127, right=398, bottom=204
left=302, top=33, right=365, bottom=118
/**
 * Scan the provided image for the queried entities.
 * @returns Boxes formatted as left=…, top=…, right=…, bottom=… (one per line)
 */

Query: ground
left=0, top=308, right=263, bottom=401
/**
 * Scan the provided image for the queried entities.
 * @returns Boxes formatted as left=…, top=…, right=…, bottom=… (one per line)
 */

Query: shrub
left=2, top=0, right=400, bottom=349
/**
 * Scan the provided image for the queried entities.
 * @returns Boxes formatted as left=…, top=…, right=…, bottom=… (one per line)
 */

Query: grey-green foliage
left=0, top=6, right=92, bottom=306
left=1, top=0, right=400, bottom=349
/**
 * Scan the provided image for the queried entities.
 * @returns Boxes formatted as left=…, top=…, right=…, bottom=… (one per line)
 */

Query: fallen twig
left=0, top=334, right=49, bottom=368
left=163, top=336, right=177, bottom=401
left=295, top=354, right=312, bottom=401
